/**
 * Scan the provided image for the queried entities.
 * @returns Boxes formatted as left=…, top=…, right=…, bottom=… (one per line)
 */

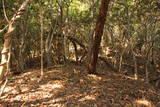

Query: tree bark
left=88, top=0, right=111, bottom=74
left=0, top=0, right=32, bottom=81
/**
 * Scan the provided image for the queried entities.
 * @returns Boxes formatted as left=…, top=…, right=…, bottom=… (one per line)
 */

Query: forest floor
left=0, top=64, right=160, bottom=107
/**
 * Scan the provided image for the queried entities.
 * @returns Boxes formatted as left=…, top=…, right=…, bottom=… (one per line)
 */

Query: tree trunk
left=87, top=28, right=94, bottom=65
left=72, top=42, right=78, bottom=62
left=88, top=0, right=111, bottom=74
left=118, top=45, right=128, bottom=72
left=145, top=46, right=152, bottom=83
left=40, top=5, right=44, bottom=80
left=0, top=0, right=32, bottom=81
left=131, top=47, right=138, bottom=80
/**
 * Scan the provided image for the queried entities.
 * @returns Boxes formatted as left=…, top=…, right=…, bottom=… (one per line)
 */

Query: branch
left=0, top=25, right=8, bottom=33
left=67, top=36, right=86, bottom=50
left=2, top=0, right=9, bottom=23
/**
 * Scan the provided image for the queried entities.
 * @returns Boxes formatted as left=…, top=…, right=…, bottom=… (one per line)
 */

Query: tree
left=88, top=0, right=111, bottom=74
left=0, top=0, right=32, bottom=81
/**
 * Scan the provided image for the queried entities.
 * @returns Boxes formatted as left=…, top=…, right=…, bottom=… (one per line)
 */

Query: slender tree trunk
left=19, top=16, right=28, bottom=71
left=45, top=0, right=52, bottom=69
left=45, top=34, right=52, bottom=68
left=131, top=47, right=138, bottom=80
left=145, top=46, right=152, bottom=83
left=145, top=54, right=149, bottom=83
left=40, top=6, right=44, bottom=80
left=72, top=42, right=78, bottom=62
left=87, top=28, right=94, bottom=65
left=57, top=0, right=66, bottom=63
left=0, top=0, right=32, bottom=81
left=88, top=0, right=111, bottom=74
left=118, top=44, right=129, bottom=72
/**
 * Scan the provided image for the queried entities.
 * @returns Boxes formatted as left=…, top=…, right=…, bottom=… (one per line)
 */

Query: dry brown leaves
left=0, top=64, right=160, bottom=107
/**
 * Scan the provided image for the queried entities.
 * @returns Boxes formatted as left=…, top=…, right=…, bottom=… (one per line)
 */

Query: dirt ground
left=0, top=64, right=160, bottom=107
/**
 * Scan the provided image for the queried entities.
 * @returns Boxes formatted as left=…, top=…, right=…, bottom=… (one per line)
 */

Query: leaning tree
left=0, top=0, right=33, bottom=81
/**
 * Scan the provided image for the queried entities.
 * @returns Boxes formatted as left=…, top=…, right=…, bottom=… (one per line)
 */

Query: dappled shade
left=0, top=65, right=160, bottom=106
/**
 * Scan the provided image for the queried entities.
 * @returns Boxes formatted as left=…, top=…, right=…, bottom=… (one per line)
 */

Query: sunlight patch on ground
left=66, top=93, right=83, bottom=99
left=44, top=97, right=65, bottom=104
left=1, top=81, right=64, bottom=103
left=39, top=82, right=64, bottom=91
left=44, top=103, right=65, bottom=107
left=134, top=99, right=154, bottom=107
left=123, top=75, right=140, bottom=80
left=88, top=74, right=102, bottom=81
left=20, top=70, right=38, bottom=77
left=11, top=90, right=52, bottom=102
left=20, top=86, right=30, bottom=92
left=48, top=70, right=64, bottom=73
left=79, top=95, right=96, bottom=102
left=3, top=86, right=19, bottom=94
left=6, top=88, right=60, bottom=102
left=3, top=86, right=14, bottom=93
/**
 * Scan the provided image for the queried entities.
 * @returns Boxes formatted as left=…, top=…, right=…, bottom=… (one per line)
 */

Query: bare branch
left=2, top=0, right=9, bottom=23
